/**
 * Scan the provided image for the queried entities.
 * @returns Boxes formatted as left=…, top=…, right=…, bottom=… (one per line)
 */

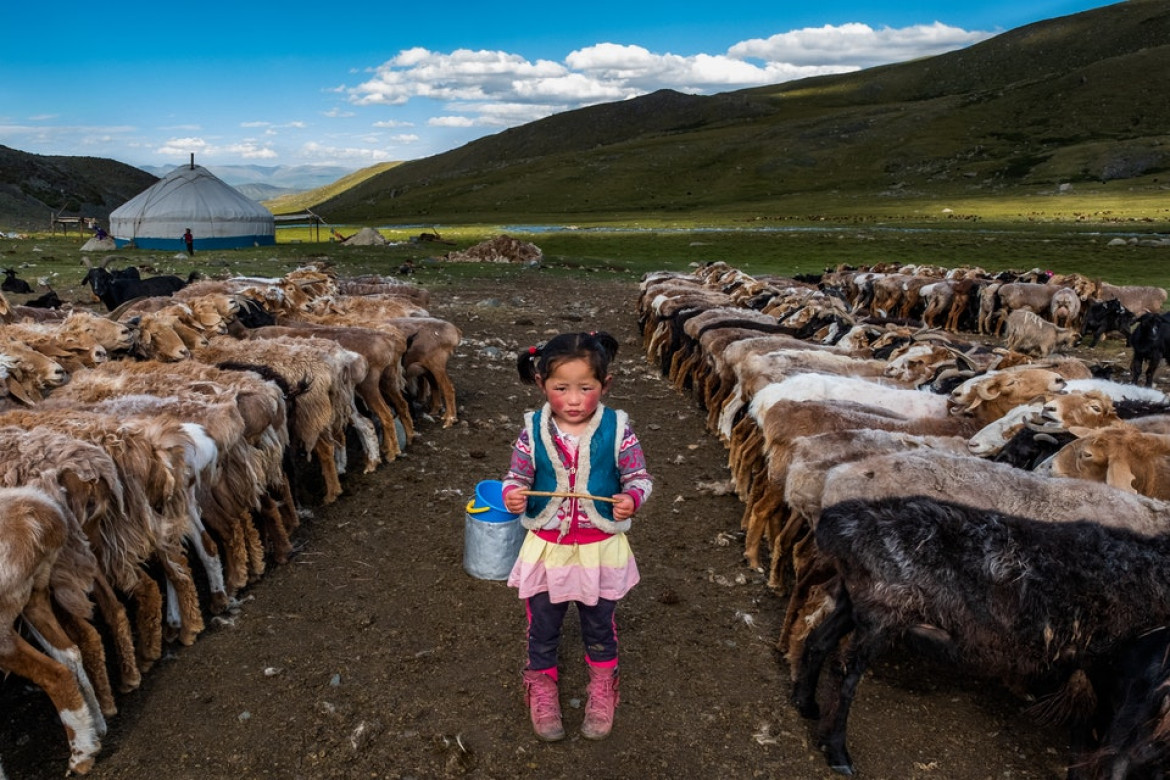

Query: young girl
left=501, top=331, right=653, bottom=742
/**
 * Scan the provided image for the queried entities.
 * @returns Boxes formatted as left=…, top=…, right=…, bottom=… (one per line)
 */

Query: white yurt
left=110, top=157, right=275, bottom=250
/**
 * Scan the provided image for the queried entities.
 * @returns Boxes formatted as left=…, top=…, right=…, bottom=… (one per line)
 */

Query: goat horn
left=99, top=255, right=117, bottom=269
left=950, top=348, right=978, bottom=371
left=81, top=255, right=93, bottom=268
left=106, top=295, right=150, bottom=321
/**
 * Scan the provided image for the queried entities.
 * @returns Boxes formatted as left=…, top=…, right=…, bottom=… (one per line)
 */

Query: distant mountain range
left=138, top=163, right=360, bottom=201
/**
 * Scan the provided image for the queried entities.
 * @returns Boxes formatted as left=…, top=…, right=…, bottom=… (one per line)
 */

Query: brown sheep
left=237, top=323, right=413, bottom=459
left=1047, top=426, right=1170, bottom=500
left=0, top=486, right=106, bottom=774
left=0, top=407, right=205, bottom=655
left=0, top=427, right=138, bottom=701
left=1003, top=309, right=1079, bottom=357
left=194, top=335, right=365, bottom=503
left=71, top=359, right=298, bottom=562
left=386, top=316, right=463, bottom=428
left=947, top=368, right=1067, bottom=425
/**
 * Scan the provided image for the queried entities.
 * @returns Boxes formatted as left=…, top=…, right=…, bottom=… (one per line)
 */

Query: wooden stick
left=518, top=489, right=619, bottom=504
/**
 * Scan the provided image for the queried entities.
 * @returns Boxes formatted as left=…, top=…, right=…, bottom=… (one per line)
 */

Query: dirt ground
left=2, top=270, right=1092, bottom=779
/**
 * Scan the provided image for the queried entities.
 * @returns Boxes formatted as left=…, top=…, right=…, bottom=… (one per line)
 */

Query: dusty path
left=2, top=272, right=1067, bottom=779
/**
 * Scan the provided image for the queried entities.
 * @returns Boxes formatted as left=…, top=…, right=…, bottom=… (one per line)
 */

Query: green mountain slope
left=263, top=161, right=403, bottom=215
left=0, top=146, right=158, bottom=230
left=314, top=0, right=1170, bottom=223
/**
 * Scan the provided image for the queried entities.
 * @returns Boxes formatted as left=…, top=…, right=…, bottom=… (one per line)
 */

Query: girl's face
left=536, top=357, right=610, bottom=429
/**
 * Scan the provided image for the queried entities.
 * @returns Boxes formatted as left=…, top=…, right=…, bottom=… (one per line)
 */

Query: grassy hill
left=2, top=1, right=1168, bottom=231
left=0, top=146, right=157, bottom=230
left=312, top=0, right=1170, bottom=225
left=263, top=162, right=402, bottom=215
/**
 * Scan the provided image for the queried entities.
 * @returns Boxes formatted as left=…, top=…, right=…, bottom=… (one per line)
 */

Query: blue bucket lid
left=471, top=480, right=521, bottom=522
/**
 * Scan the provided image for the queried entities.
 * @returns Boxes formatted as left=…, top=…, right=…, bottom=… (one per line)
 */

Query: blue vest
left=523, top=403, right=630, bottom=535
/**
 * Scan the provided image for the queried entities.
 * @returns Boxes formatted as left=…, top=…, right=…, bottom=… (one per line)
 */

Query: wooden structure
left=273, top=209, right=325, bottom=242
left=50, top=215, right=96, bottom=236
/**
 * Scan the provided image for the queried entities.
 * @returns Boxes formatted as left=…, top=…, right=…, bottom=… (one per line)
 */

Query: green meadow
left=6, top=206, right=1168, bottom=304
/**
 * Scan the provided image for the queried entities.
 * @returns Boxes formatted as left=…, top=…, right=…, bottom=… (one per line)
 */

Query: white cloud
left=389, top=133, right=419, bottom=143
left=373, top=119, right=415, bottom=128
left=156, top=137, right=276, bottom=160
left=227, top=143, right=277, bottom=159
left=345, top=20, right=991, bottom=143
left=300, top=141, right=393, bottom=162
left=157, top=137, right=210, bottom=155
left=729, top=22, right=992, bottom=67
left=428, top=116, right=476, bottom=127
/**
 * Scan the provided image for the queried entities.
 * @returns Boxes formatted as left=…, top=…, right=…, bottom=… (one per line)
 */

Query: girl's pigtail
left=517, top=344, right=541, bottom=384
left=591, top=331, right=620, bottom=364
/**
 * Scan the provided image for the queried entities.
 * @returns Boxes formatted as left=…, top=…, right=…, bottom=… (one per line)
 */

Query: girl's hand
left=503, top=486, right=528, bottom=514
left=611, top=493, right=636, bottom=521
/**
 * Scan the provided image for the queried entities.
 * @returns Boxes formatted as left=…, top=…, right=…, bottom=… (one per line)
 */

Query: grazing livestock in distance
left=1, top=268, right=33, bottom=294
left=795, top=496, right=1170, bottom=779
left=23, top=289, right=63, bottom=309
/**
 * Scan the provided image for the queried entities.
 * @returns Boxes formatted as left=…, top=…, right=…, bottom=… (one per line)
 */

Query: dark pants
left=526, top=592, right=618, bottom=671
left=185, top=242, right=194, bottom=256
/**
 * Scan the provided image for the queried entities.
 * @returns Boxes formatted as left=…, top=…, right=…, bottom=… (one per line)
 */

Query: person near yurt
left=109, top=155, right=275, bottom=251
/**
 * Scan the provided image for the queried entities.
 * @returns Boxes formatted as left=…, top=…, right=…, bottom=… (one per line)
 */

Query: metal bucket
left=463, top=480, right=525, bottom=580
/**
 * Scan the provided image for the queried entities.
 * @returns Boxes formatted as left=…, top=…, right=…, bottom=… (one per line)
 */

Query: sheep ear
left=5, top=375, right=37, bottom=406
left=1105, top=459, right=1138, bottom=493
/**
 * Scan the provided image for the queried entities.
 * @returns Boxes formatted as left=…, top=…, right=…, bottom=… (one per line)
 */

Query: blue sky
left=0, top=0, right=1115, bottom=173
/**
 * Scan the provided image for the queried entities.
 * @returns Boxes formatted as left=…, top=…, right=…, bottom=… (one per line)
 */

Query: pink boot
left=580, top=665, right=620, bottom=740
left=523, top=670, right=565, bottom=742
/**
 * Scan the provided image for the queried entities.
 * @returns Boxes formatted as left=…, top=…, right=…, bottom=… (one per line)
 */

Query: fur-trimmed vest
left=522, top=403, right=631, bottom=536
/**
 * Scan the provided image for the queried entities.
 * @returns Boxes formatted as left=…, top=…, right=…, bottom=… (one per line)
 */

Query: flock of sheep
left=639, top=261, right=1170, bottom=777
left=0, top=265, right=459, bottom=775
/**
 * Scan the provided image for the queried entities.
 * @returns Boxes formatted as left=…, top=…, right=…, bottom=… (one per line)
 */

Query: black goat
left=992, top=427, right=1077, bottom=470
left=1130, top=312, right=1170, bottom=386
left=1, top=268, right=32, bottom=294
left=81, top=263, right=186, bottom=311
left=1083, top=626, right=1170, bottom=775
left=23, top=289, right=63, bottom=309
left=794, top=496, right=1170, bottom=778
left=1081, top=298, right=1135, bottom=348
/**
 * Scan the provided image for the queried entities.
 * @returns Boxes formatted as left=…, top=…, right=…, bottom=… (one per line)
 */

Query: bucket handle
left=466, top=499, right=491, bottom=514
